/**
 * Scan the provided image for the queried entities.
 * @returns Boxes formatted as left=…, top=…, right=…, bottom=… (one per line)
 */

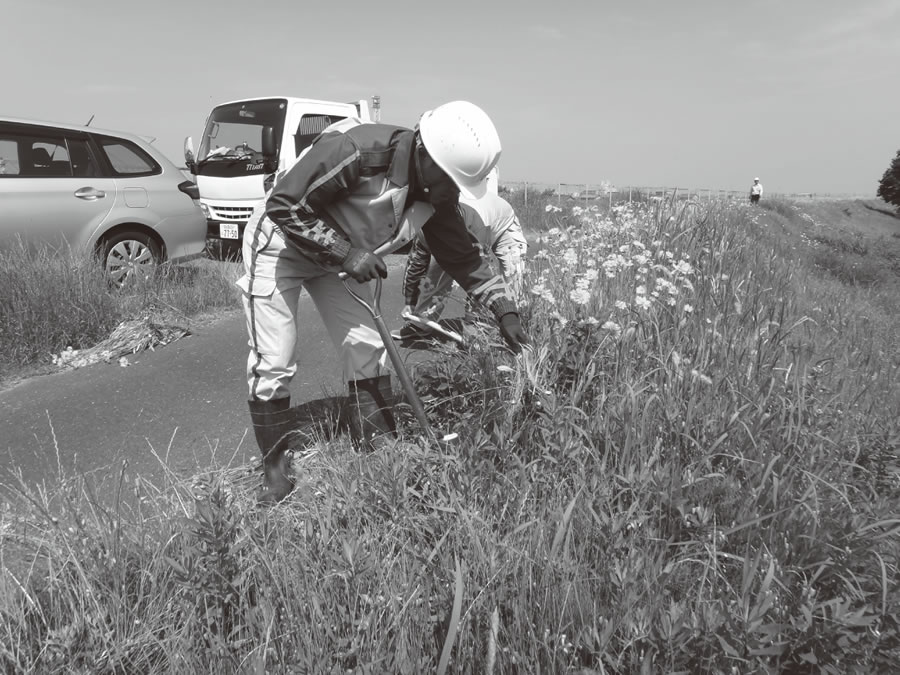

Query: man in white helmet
left=750, top=177, right=763, bottom=204
left=392, top=177, right=528, bottom=342
left=238, top=100, right=529, bottom=504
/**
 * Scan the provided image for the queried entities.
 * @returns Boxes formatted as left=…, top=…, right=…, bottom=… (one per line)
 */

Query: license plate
left=219, top=223, right=239, bottom=239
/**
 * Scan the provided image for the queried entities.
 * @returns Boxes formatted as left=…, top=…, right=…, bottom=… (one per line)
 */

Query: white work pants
left=239, top=214, right=387, bottom=402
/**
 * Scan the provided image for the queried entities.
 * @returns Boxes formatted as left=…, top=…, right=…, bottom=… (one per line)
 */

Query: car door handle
left=74, top=187, right=106, bottom=201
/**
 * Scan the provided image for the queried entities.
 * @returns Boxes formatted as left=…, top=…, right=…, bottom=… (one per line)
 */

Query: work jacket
left=402, top=194, right=522, bottom=306
left=264, top=120, right=517, bottom=319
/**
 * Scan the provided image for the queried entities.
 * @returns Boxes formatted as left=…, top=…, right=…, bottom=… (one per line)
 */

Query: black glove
left=499, top=313, right=529, bottom=353
left=342, top=247, right=387, bottom=282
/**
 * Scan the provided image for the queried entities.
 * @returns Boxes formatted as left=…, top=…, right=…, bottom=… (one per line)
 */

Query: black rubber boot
left=248, top=397, right=297, bottom=505
left=347, top=375, right=397, bottom=452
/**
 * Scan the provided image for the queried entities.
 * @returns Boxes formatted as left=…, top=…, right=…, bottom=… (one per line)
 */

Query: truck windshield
left=196, top=99, right=286, bottom=175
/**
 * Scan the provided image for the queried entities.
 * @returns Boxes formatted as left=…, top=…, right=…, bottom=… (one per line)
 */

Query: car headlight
left=199, top=202, right=211, bottom=218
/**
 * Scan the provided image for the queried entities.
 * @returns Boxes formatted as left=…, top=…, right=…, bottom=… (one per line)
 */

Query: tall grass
left=0, top=241, right=242, bottom=379
left=0, top=239, right=120, bottom=370
left=1, top=197, right=898, bottom=673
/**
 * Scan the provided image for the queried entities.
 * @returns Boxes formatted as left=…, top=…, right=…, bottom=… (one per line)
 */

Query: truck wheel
left=102, top=232, right=162, bottom=287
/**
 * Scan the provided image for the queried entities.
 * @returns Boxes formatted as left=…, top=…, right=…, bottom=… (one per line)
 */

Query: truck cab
left=185, top=96, right=372, bottom=259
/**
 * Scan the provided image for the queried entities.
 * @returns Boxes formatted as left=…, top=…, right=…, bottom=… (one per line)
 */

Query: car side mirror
left=184, top=136, right=196, bottom=173
left=261, top=126, right=277, bottom=173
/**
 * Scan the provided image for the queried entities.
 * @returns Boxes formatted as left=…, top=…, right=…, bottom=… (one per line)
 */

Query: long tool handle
left=339, top=274, right=437, bottom=443
left=401, top=311, right=465, bottom=344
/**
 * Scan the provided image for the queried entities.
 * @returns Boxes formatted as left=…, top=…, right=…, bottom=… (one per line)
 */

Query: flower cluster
left=523, top=200, right=702, bottom=336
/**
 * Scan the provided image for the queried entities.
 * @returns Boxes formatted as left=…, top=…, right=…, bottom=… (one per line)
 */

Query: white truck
left=184, top=96, right=376, bottom=259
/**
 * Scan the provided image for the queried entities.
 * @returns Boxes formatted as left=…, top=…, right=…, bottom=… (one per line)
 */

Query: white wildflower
left=655, top=278, right=677, bottom=294
left=615, top=300, right=628, bottom=311
left=601, top=320, right=621, bottom=334
left=569, top=288, right=591, bottom=305
left=530, top=282, right=555, bottom=303
left=672, top=260, right=694, bottom=275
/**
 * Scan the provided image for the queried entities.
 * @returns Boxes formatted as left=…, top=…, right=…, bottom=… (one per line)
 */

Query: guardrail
left=499, top=182, right=874, bottom=207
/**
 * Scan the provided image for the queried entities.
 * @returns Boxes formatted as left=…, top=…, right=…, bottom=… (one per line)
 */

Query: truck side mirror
left=184, top=136, right=196, bottom=173
left=261, top=126, right=277, bottom=173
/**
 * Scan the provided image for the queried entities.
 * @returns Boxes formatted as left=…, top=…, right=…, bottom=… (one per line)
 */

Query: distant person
left=750, top=177, right=763, bottom=204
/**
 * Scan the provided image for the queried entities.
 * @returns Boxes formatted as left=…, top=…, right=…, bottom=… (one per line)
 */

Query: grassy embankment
left=1, top=195, right=899, bottom=673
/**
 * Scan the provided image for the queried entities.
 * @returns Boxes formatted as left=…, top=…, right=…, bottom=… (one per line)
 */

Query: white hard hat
left=754, top=177, right=760, bottom=181
left=418, top=101, right=502, bottom=200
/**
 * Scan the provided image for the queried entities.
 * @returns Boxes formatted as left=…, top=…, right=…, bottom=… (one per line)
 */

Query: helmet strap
left=413, top=132, right=429, bottom=193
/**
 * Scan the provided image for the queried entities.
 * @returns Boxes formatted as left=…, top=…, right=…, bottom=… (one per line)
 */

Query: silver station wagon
left=0, top=117, right=206, bottom=285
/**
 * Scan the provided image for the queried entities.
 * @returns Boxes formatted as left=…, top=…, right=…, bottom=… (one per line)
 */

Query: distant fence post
left=524, top=182, right=528, bottom=209
left=557, top=183, right=561, bottom=207
left=628, top=187, right=632, bottom=203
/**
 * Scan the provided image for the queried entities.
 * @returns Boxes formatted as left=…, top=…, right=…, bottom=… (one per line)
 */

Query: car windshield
left=197, top=99, right=286, bottom=163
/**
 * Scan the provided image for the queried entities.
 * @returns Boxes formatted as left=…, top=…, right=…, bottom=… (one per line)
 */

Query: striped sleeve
left=265, top=132, right=360, bottom=265
left=422, top=206, right=518, bottom=319
left=402, top=236, right=433, bottom=306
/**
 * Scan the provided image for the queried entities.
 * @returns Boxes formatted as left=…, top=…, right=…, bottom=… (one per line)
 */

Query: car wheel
left=102, top=232, right=162, bottom=287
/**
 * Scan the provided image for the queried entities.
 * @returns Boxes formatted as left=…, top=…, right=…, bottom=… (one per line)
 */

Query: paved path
left=0, top=265, right=432, bottom=492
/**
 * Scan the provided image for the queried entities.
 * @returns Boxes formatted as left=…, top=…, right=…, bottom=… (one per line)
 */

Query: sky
left=3, top=0, right=898, bottom=195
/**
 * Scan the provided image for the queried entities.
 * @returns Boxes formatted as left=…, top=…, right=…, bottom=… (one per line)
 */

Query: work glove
left=342, top=247, right=387, bottom=283
left=498, top=313, right=529, bottom=354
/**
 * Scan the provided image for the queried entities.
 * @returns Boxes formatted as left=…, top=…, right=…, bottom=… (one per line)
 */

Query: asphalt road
left=0, top=263, right=439, bottom=492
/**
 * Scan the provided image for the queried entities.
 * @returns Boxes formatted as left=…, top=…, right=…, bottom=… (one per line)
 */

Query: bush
left=877, top=149, right=900, bottom=212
